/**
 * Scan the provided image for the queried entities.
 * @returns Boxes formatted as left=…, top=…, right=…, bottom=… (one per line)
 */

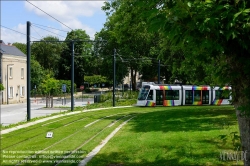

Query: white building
left=0, top=40, right=27, bottom=104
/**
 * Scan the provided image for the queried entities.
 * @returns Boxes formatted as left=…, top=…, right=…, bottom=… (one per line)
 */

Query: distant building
left=0, top=40, right=27, bottom=104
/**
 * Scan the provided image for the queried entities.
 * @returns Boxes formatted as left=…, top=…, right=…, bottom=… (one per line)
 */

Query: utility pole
left=27, top=21, right=31, bottom=121
left=71, top=41, right=74, bottom=111
left=113, top=48, right=116, bottom=107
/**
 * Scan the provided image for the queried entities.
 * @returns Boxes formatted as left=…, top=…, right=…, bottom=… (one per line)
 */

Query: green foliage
left=131, top=0, right=250, bottom=114
left=40, top=74, right=59, bottom=96
left=84, top=75, right=108, bottom=85
left=84, top=88, right=91, bottom=93
left=0, top=83, right=4, bottom=91
left=84, top=99, right=136, bottom=109
left=99, top=91, right=139, bottom=103
left=30, top=55, right=46, bottom=90
left=57, top=29, right=95, bottom=87
left=99, top=0, right=161, bottom=88
left=31, top=36, right=64, bottom=78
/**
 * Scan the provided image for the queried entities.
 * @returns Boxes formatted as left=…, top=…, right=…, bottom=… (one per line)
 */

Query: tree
left=133, top=0, right=250, bottom=164
left=57, top=29, right=94, bottom=87
left=30, top=55, right=46, bottom=91
left=31, top=36, right=64, bottom=77
left=40, top=74, right=59, bottom=108
left=101, top=0, right=163, bottom=90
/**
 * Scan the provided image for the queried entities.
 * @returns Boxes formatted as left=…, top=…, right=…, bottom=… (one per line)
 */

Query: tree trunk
left=46, top=96, right=48, bottom=108
left=51, top=95, right=53, bottom=108
left=48, top=93, right=51, bottom=108
left=130, top=68, right=137, bottom=91
left=236, top=109, right=250, bottom=165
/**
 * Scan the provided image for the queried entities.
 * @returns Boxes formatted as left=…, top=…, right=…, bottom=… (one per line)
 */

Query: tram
left=136, top=83, right=231, bottom=107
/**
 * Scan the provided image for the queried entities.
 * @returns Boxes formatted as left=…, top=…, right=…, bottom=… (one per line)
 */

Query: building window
left=20, top=86, right=25, bottom=97
left=22, top=86, right=25, bottom=96
left=9, top=87, right=13, bottom=98
left=9, top=67, right=13, bottom=78
left=21, top=68, right=24, bottom=79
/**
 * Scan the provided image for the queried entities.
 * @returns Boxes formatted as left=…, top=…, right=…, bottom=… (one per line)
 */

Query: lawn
left=1, top=106, right=242, bottom=165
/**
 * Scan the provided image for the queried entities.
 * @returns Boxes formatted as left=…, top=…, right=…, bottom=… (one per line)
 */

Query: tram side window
left=215, top=90, right=230, bottom=99
left=173, top=90, right=179, bottom=100
left=165, top=90, right=179, bottom=100
left=165, top=90, right=172, bottom=100
left=194, top=90, right=201, bottom=102
left=147, top=90, right=153, bottom=100
left=185, top=90, right=193, bottom=104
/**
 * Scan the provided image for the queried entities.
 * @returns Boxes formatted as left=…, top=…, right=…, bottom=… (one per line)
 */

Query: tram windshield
left=138, top=85, right=150, bottom=100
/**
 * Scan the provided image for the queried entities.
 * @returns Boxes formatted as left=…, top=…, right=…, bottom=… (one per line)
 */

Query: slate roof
left=0, top=42, right=26, bottom=57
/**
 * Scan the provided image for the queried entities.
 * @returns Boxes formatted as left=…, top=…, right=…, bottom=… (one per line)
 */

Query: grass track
left=87, top=106, right=242, bottom=166
left=1, top=106, right=242, bottom=166
left=2, top=111, right=117, bottom=149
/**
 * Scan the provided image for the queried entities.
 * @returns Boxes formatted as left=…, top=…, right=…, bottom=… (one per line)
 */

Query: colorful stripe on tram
left=146, top=101, right=155, bottom=107
left=192, top=86, right=209, bottom=90
left=212, top=99, right=223, bottom=105
left=193, top=101, right=202, bottom=105
left=219, top=86, right=230, bottom=90
left=163, top=100, right=175, bottom=106
left=159, top=85, right=172, bottom=90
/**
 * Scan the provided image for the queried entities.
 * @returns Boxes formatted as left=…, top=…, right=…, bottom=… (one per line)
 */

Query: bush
left=0, top=83, right=4, bottom=91
left=84, top=88, right=91, bottom=93
left=99, top=91, right=139, bottom=103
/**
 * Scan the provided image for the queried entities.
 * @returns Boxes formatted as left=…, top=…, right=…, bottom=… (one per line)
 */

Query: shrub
left=84, top=88, right=91, bottom=93
left=0, top=83, right=4, bottom=91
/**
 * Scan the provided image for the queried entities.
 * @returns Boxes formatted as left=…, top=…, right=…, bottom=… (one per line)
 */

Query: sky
left=0, top=1, right=107, bottom=44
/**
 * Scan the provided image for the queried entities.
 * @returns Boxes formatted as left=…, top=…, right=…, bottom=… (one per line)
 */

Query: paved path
left=1, top=106, right=133, bottom=134
left=0, top=98, right=94, bottom=126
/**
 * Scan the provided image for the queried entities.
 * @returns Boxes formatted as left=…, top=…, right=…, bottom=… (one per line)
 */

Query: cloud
left=24, top=1, right=105, bottom=38
left=1, top=23, right=66, bottom=44
left=1, top=24, right=27, bottom=44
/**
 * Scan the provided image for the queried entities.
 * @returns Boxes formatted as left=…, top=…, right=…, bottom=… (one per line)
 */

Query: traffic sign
left=80, top=85, right=84, bottom=90
left=62, top=84, right=66, bottom=93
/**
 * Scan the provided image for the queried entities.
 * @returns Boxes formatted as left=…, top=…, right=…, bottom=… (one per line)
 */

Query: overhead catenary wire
left=26, top=0, right=73, bottom=31
left=31, top=23, right=69, bottom=33
left=32, top=25, right=67, bottom=39
left=30, top=25, right=43, bottom=40
left=0, top=25, right=40, bottom=40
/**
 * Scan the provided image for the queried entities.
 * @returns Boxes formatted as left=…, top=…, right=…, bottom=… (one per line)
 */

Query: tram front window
left=138, top=85, right=150, bottom=100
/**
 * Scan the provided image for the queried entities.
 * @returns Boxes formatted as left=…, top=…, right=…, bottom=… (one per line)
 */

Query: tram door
left=156, top=90, right=164, bottom=105
left=202, top=90, right=209, bottom=104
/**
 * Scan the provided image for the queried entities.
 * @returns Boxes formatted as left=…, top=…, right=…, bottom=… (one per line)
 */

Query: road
left=0, top=98, right=94, bottom=126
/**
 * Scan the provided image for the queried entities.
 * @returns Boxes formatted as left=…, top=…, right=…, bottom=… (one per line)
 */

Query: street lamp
left=7, top=64, right=14, bottom=104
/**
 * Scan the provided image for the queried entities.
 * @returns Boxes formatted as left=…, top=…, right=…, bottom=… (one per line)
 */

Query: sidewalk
left=1, top=106, right=133, bottom=134
left=0, top=99, right=94, bottom=127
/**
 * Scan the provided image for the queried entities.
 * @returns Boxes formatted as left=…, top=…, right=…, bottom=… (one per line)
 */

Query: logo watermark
left=220, top=147, right=247, bottom=164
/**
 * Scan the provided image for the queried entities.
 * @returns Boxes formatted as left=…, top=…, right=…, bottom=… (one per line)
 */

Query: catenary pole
left=27, top=21, right=31, bottom=121
left=113, top=49, right=116, bottom=107
left=71, top=41, right=74, bottom=111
